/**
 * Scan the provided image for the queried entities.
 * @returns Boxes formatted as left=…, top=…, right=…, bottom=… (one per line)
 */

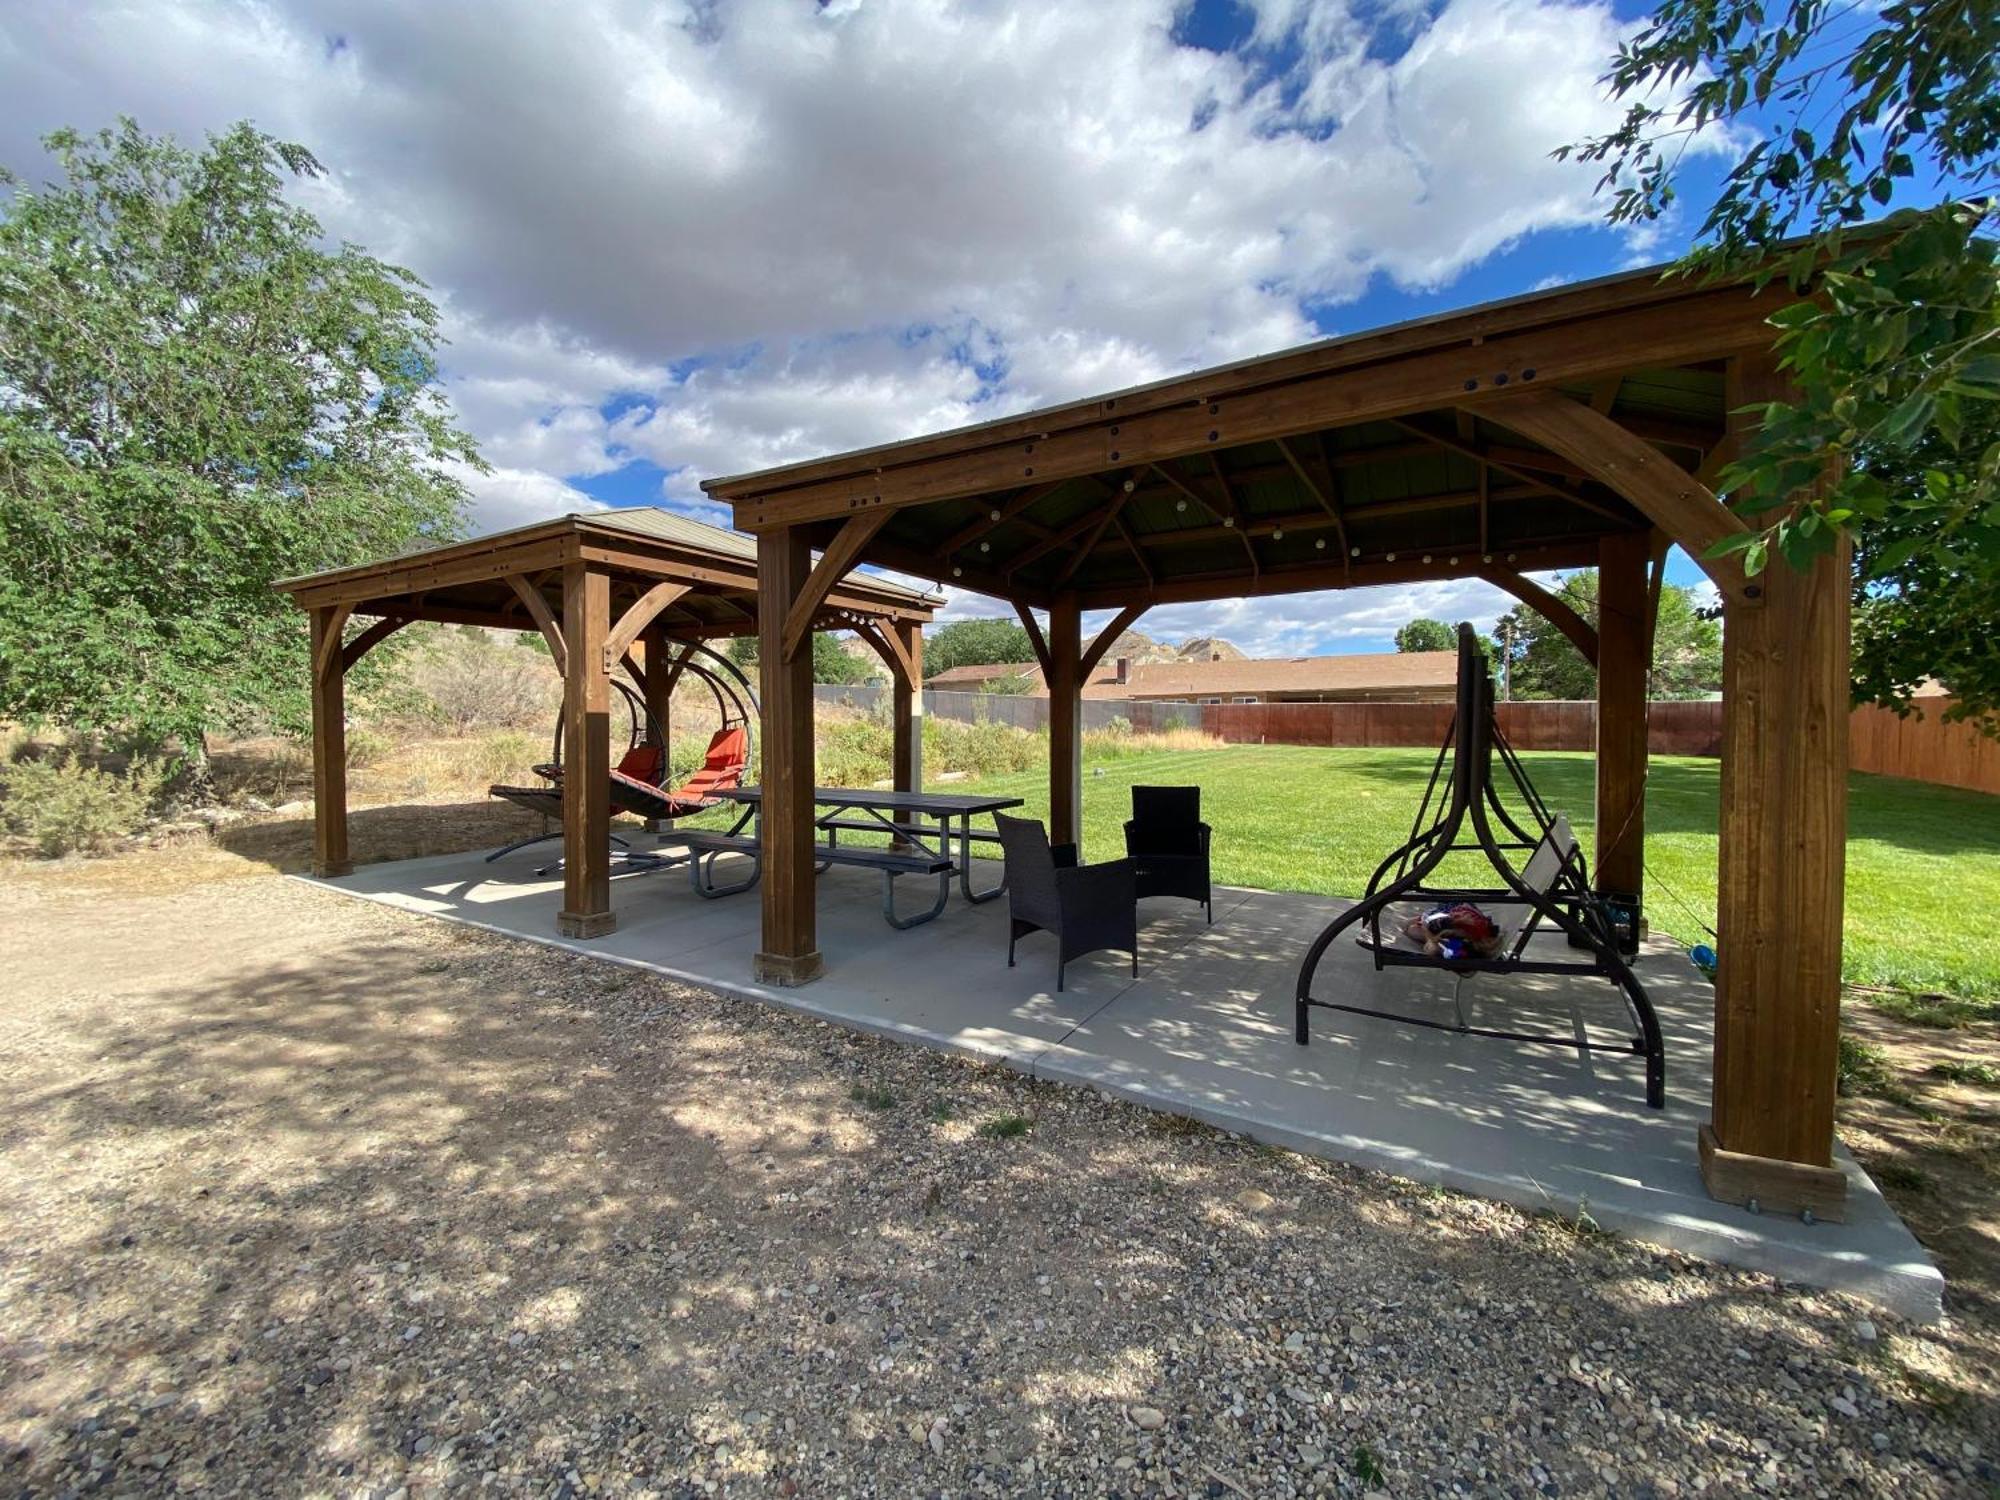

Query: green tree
left=727, top=632, right=879, bottom=686
left=923, top=616, right=1035, bottom=677
left=1851, top=402, right=2000, bottom=719
left=812, top=633, right=876, bottom=686
left=0, top=119, right=479, bottom=764
left=1394, top=617, right=1455, bottom=653
left=1496, top=572, right=1721, bottom=701
left=1561, top=0, right=1998, bottom=718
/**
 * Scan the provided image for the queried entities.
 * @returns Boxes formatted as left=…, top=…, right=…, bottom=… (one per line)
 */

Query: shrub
left=395, top=627, right=561, bottom=735
left=0, top=752, right=164, bottom=856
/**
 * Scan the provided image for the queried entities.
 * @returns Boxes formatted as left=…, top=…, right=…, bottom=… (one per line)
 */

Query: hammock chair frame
left=487, top=642, right=759, bottom=869
left=1294, top=624, right=1666, bottom=1109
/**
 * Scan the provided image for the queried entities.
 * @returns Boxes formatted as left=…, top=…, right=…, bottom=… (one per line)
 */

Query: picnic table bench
left=676, top=787, right=1023, bottom=929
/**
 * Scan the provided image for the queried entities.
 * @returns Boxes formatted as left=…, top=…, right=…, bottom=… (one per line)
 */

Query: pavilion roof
left=704, top=257, right=1794, bottom=611
left=276, top=506, right=939, bottom=639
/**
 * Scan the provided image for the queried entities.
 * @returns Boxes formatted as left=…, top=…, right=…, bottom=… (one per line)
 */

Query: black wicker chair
left=1124, top=785, right=1212, bottom=923
left=994, top=813, right=1139, bottom=992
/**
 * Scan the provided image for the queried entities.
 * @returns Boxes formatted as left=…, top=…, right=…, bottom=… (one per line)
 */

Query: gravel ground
left=1, top=867, right=1995, bottom=1499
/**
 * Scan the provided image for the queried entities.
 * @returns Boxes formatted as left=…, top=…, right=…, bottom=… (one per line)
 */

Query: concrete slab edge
left=293, top=874, right=1946, bottom=1325
left=1027, top=1047, right=1944, bottom=1324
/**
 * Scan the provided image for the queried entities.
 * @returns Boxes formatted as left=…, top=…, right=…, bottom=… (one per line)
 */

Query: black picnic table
left=673, top=786, right=1024, bottom=928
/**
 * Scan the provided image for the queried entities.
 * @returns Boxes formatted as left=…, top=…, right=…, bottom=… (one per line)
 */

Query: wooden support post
left=558, top=562, right=616, bottom=939
left=1699, top=351, right=1851, bottom=1220
left=756, top=527, right=823, bottom=985
left=309, top=605, right=352, bottom=877
left=1047, top=598, right=1083, bottom=850
left=892, top=619, right=924, bottom=797
left=1595, top=530, right=1650, bottom=905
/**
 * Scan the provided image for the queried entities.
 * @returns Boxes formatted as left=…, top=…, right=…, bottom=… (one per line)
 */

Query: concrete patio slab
left=305, top=841, right=1943, bottom=1321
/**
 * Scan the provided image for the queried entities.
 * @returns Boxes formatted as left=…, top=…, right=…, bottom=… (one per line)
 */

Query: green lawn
left=942, top=745, right=2000, bottom=1002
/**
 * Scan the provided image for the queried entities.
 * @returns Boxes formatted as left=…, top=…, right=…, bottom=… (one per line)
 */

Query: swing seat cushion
left=1356, top=816, right=1578, bottom=960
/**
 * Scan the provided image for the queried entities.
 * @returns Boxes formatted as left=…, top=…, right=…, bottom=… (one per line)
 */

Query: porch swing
left=1293, top=624, right=1665, bottom=1109
left=485, top=642, right=756, bottom=870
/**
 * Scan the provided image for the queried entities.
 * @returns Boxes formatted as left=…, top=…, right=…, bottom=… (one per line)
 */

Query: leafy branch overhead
left=1558, top=0, right=1999, bottom=718
left=0, top=119, right=482, bottom=760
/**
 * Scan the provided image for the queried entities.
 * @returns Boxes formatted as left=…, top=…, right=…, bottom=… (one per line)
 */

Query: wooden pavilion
left=277, top=508, right=938, bottom=938
left=704, top=263, right=1852, bottom=1221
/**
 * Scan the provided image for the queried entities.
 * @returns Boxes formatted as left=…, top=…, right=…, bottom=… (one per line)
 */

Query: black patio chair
left=993, top=813, right=1139, bottom=992
left=1125, top=785, right=1212, bottom=923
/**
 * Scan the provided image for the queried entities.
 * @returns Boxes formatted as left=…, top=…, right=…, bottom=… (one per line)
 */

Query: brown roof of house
left=1081, top=650, right=1458, bottom=699
left=924, top=661, right=1045, bottom=688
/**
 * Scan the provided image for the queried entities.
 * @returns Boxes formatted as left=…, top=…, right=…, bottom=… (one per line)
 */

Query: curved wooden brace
left=605, top=582, right=691, bottom=672
left=1477, top=567, right=1599, bottom=667
left=1079, top=604, right=1146, bottom=680
left=313, top=603, right=355, bottom=683
left=782, top=511, right=892, bottom=662
left=339, top=615, right=410, bottom=673
left=1013, top=603, right=1053, bottom=676
left=852, top=620, right=917, bottom=688
left=1472, top=389, right=1755, bottom=606
left=506, top=574, right=566, bottom=674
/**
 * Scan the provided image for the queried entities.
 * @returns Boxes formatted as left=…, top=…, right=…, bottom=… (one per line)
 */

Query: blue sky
left=1, top=0, right=1792, bottom=649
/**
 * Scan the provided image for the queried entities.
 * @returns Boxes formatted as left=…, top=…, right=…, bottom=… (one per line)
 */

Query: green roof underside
left=856, top=366, right=1724, bottom=599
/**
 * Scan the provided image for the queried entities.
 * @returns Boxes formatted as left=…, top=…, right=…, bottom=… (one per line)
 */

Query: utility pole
left=1498, top=617, right=1515, bottom=701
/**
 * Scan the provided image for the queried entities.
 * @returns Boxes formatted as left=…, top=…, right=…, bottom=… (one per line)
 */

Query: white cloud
left=0, top=0, right=1709, bottom=641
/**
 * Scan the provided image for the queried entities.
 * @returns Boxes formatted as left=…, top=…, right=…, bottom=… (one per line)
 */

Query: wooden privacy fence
left=813, top=686, right=1997, bottom=794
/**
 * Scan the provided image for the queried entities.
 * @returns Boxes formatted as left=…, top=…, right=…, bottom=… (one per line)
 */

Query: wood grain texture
left=1706, top=350, right=1848, bottom=1187
left=507, top=573, right=568, bottom=675
left=558, top=563, right=616, bottom=938
left=309, top=606, right=351, bottom=878
left=1475, top=389, right=1754, bottom=604
left=892, top=620, right=924, bottom=799
left=757, top=527, right=823, bottom=984
left=782, top=511, right=891, bottom=662
left=1048, top=600, right=1083, bottom=849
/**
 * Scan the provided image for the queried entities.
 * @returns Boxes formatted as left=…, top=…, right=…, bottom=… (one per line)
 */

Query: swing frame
left=1294, top=624, right=1666, bottom=1109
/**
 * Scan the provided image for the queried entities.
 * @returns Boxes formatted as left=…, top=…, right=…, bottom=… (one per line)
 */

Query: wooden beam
left=313, top=603, right=354, bottom=683
left=288, top=536, right=571, bottom=610
left=724, top=287, right=1787, bottom=529
left=557, top=563, right=615, bottom=939
left=1004, top=499, right=1118, bottom=577
left=1058, top=483, right=1132, bottom=586
left=757, top=527, right=823, bottom=985
left=1701, top=349, right=1849, bottom=1218
left=852, top=619, right=918, bottom=689
left=935, top=479, right=1069, bottom=555
left=1079, top=604, right=1146, bottom=681
left=604, top=581, right=692, bottom=672
left=1594, top=531, right=1650, bottom=901
left=308, top=606, right=351, bottom=878
left=1075, top=538, right=1602, bottom=610
left=1113, top=510, right=1156, bottom=587
left=507, top=574, right=567, bottom=673
left=1014, top=603, right=1053, bottom=676
left=1475, top=567, right=1599, bottom=667
left=891, top=619, right=924, bottom=801
left=1390, top=415, right=1611, bottom=512
left=1277, top=437, right=1351, bottom=579
left=1472, top=389, right=1755, bottom=605
left=1048, top=600, right=1083, bottom=849
left=338, top=615, right=408, bottom=673
left=782, top=511, right=892, bottom=662
left=862, top=536, right=1055, bottom=610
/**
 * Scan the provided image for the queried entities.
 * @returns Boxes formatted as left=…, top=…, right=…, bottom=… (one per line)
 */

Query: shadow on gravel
left=1, top=915, right=1994, bottom=1497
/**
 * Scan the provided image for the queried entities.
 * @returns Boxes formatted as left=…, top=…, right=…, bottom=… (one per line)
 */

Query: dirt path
left=1, top=861, right=1995, bottom=1499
